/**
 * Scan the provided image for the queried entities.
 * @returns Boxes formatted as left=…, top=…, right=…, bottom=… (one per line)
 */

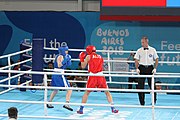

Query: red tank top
left=88, top=52, right=103, bottom=73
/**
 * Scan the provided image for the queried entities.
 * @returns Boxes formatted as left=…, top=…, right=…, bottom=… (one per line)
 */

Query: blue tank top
left=54, top=55, right=64, bottom=69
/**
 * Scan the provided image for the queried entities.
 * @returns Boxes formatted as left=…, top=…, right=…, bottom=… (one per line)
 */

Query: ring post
left=151, top=74, right=155, bottom=120
left=107, top=51, right=112, bottom=82
left=32, top=38, right=44, bottom=85
left=44, top=74, right=48, bottom=116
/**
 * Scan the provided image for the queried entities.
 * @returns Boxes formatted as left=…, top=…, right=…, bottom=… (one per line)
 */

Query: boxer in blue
left=47, top=46, right=73, bottom=111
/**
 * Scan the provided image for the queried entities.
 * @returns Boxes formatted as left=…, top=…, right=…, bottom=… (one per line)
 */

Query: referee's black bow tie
left=144, top=48, right=149, bottom=50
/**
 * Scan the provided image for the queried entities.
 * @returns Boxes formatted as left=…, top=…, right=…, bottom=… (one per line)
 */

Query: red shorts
left=86, top=76, right=108, bottom=89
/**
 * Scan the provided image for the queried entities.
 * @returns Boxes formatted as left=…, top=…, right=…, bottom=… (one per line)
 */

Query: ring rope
left=0, top=84, right=180, bottom=93
left=65, top=80, right=180, bottom=86
left=44, top=68, right=180, bottom=75
left=43, top=58, right=180, bottom=64
left=0, top=99, right=177, bottom=108
left=0, top=79, right=32, bottom=95
left=0, top=58, right=32, bottom=70
left=0, top=48, right=32, bottom=59
left=0, top=69, right=180, bottom=78
left=0, top=73, right=24, bottom=84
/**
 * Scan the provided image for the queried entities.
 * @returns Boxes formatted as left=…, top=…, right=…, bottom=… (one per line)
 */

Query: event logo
left=97, top=28, right=129, bottom=56
left=90, top=22, right=130, bottom=71
left=91, top=22, right=130, bottom=57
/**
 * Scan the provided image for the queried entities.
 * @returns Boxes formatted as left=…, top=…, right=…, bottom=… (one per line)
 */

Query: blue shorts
left=51, top=75, right=70, bottom=87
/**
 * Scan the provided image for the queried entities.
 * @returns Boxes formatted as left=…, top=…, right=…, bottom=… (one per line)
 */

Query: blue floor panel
left=0, top=90, right=180, bottom=120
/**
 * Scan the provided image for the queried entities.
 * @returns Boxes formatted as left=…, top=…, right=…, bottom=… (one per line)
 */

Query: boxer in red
left=77, top=45, right=119, bottom=114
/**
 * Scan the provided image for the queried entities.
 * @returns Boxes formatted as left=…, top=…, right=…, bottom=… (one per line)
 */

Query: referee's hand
left=136, top=69, right=140, bottom=74
left=152, top=68, right=156, bottom=74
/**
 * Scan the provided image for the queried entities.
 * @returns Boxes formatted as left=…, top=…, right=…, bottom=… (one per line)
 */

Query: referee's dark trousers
left=137, top=65, right=157, bottom=105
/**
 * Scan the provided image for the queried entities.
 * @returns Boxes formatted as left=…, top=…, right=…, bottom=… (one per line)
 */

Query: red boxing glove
left=79, top=52, right=86, bottom=62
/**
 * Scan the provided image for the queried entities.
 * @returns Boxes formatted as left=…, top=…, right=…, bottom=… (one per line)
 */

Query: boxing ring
left=0, top=43, right=180, bottom=120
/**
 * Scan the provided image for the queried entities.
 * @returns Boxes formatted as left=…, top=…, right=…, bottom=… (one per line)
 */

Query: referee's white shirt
left=134, top=46, right=159, bottom=66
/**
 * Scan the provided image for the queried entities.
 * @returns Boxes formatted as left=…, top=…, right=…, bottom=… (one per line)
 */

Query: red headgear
left=86, top=45, right=96, bottom=55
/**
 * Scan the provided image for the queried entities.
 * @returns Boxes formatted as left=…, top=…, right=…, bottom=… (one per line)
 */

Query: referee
left=134, top=36, right=159, bottom=105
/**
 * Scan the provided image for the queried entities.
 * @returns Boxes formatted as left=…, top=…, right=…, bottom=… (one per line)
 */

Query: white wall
left=0, top=0, right=100, bottom=11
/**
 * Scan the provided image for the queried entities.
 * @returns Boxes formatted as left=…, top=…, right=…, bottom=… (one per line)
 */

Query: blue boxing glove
left=62, top=56, right=68, bottom=65
left=66, top=54, right=72, bottom=67
left=62, top=54, right=72, bottom=67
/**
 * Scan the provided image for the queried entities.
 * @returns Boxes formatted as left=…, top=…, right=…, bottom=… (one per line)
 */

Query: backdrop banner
left=0, top=11, right=179, bottom=86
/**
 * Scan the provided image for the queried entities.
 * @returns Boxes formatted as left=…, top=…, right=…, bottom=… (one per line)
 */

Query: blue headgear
left=58, top=46, right=68, bottom=56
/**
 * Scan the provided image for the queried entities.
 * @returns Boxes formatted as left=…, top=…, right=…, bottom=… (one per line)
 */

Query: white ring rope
left=0, top=67, right=179, bottom=116
left=0, top=83, right=180, bottom=93
left=0, top=48, right=32, bottom=97
left=0, top=58, right=32, bottom=70
left=44, top=68, right=180, bottom=86
left=0, top=48, right=32, bottom=59
left=66, top=80, right=180, bottom=86
left=22, top=53, right=32, bottom=58
left=1, top=98, right=180, bottom=109
left=43, top=58, right=180, bottom=64
left=21, top=43, right=32, bottom=48
left=43, top=47, right=180, bottom=64
left=22, top=64, right=32, bottom=69
left=0, top=69, right=180, bottom=78
left=0, top=73, right=24, bottom=84
left=0, top=79, right=32, bottom=95
left=0, top=99, right=180, bottom=109
left=0, top=79, right=180, bottom=120
left=0, top=69, right=31, bottom=84
left=44, top=68, right=180, bottom=75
